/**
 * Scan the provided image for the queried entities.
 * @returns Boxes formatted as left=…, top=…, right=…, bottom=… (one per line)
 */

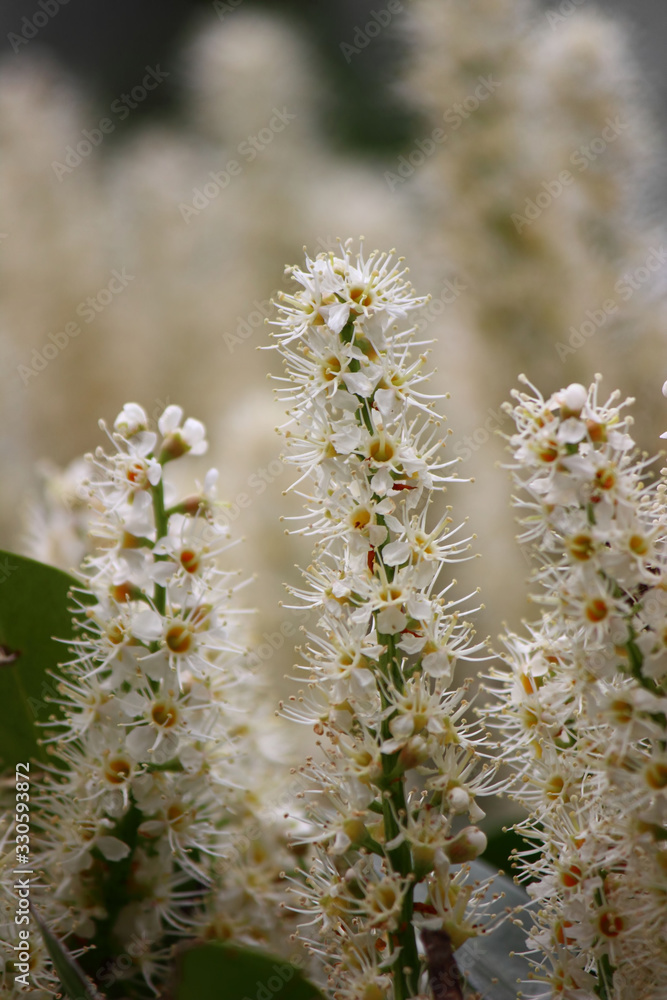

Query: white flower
left=271, top=244, right=507, bottom=995
left=31, top=401, right=253, bottom=998
left=158, top=404, right=208, bottom=458
left=114, top=402, right=150, bottom=437
left=489, top=376, right=667, bottom=995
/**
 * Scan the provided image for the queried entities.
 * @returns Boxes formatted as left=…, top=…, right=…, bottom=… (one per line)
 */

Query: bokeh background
left=1, top=0, right=667, bottom=729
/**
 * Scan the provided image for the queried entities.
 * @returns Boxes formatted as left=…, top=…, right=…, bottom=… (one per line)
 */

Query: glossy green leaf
left=172, top=942, right=324, bottom=1000
left=0, top=550, right=81, bottom=770
left=455, top=860, right=540, bottom=999
left=31, top=905, right=104, bottom=1000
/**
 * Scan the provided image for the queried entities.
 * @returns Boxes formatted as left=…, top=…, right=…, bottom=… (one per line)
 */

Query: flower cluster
left=407, top=0, right=664, bottom=395
left=488, top=377, right=667, bottom=999
left=271, top=242, right=509, bottom=999
left=22, top=403, right=256, bottom=996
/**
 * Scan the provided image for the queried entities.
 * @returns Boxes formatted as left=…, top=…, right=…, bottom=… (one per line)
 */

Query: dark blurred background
left=0, top=0, right=665, bottom=156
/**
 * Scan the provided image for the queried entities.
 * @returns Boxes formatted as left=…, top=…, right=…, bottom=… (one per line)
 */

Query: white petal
left=137, top=820, right=166, bottom=839
left=558, top=418, right=586, bottom=444
left=332, top=831, right=352, bottom=855
left=422, top=650, right=452, bottom=678
left=398, top=632, right=426, bottom=654
left=350, top=667, right=376, bottom=695
left=374, top=388, right=400, bottom=420
left=147, top=459, right=162, bottom=486
left=370, top=468, right=394, bottom=496
left=126, top=726, right=156, bottom=760
left=382, top=540, right=411, bottom=566
left=96, top=836, right=131, bottom=861
left=343, top=371, right=374, bottom=397
left=368, top=524, right=388, bottom=546
left=562, top=383, right=588, bottom=412
left=331, top=426, right=362, bottom=454
left=183, top=417, right=208, bottom=454
left=158, top=405, right=183, bottom=435
left=114, top=403, right=148, bottom=435
left=131, top=609, right=163, bottom=642
left=204, top=468, right=219, bottom=494
left=389, top=714, right=414, bottom=739
left=324, top=302, right=351, bottom=335
left=150, top=561, right=176, bottom=586
left=407, top=594, right=431, bottom=619
left=377, top=606, right=407, bottom=635
left=130, top=430, right=158, bottom=456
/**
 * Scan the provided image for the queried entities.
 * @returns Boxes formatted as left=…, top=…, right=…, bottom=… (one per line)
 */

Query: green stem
left=150, top=481, right=168, bottom=617
left=593, top=873, right=616, bottom=1000
left=377, top=632, right=420, bottom=999
left=595, top=954, right=616, bottom=1000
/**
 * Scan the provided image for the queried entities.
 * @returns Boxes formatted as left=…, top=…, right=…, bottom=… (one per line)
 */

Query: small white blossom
left=488, top=376, right=667, bottom=998
left=271, top=242, right=509, bottom=998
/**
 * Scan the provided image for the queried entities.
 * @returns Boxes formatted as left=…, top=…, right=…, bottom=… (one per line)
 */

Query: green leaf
left=482, top=827, right=525, bottom=876
left=171, top=942, right=325, bottom=1000
left=455, top=860, right=538, bottom=1000
left=31, top=905, right=104, bottom=1000
left=0, top=550, right=81, bottom=770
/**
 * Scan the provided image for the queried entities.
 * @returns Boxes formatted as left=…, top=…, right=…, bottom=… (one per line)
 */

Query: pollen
left=554, top=919, right=574, bottom=945
left=166, top=802, right=191, bottom=830
left=105, top=757, right=132, bottom=784
left=598, top=910, right=624, bottom=938
left=321, top=356, right=342, bottom=382
left=586, top=419, right=607, bottom=443
left=179, top=548, right=200, bottom=573
left=151, top=702, right=178, bottom=728
left=166, top=623, right=194, bottom=654
left=594, top=467, right=616, bottom=491
left=567, top=533, right=595, bottom=561
left=369, top=437, right=395, bottom=463
left=106, top=622, right=125, bottom=645
left=126, top=459, right=149, bottom=488
left=585, top=598, right=608, bottom=623
left=645, top=761, right=667, bottom=790
left=560, top=864, right=582, bottom=887
left=545, top=774, right=565, bottom=799
left=610, top=699, right=633, bottom=724
left=520, top=672, right=537, bottom=695
left=536, top=441, right=559, bottom=463
left=350, top=286, right=373, bottom=307
left=628, top=533, right=649, bottom=556
left=350, top=507, right=372, bottom=530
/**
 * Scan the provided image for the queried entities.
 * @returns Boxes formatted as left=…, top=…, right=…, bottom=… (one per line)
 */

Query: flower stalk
left=488, top=377, right=667, bottom=999
left=271, top=240, right=510, bottom=998
left=20, top=402, right=254, bottom=998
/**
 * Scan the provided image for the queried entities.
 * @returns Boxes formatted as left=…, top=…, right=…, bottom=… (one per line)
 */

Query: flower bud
left=443, top=826, right=487, bottom=864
